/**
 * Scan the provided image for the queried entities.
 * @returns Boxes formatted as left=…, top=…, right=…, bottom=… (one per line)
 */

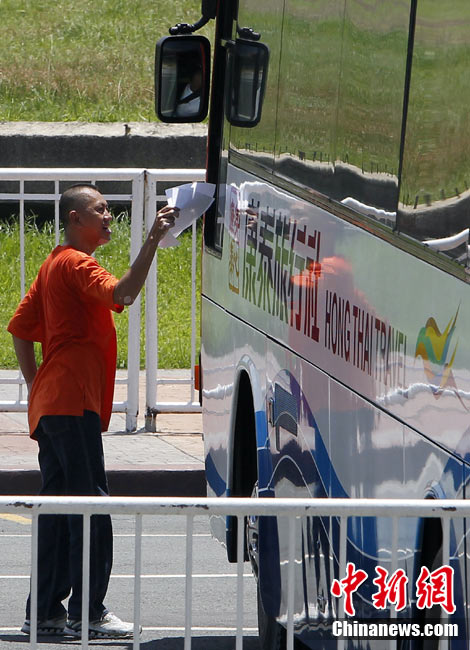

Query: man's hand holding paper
left=159, top=182, right=216, bottom=248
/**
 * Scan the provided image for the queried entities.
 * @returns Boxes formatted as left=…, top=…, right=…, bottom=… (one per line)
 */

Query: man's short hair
left=59, top=183, right=101, bottom=228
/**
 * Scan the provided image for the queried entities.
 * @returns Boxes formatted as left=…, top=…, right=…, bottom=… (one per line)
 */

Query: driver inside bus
left=175, top=64, right=202, bottom=118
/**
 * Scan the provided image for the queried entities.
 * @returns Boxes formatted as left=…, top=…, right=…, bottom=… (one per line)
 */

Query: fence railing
left=1, top=496, right=466, bottom=650
left=144, top=169, right=205, bottom=432
left=0, top=168, right=205, bottom=432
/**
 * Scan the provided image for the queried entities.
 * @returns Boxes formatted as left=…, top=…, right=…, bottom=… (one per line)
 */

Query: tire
left=246, top=481, right=260, bottom=578
left=421, top=543, right=442, bottom=650
left=257, top=582, right=287, bottom=650
left=247, top=481, right=286, bottom=650
left=401, top=518, right=443, bottom=650
left=250, top=482, right=305, bottom=650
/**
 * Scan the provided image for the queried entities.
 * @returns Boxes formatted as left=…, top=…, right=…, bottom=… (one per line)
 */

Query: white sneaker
left=65, top=611, right=136, bottom=638
left=21, top=614, right=67, bottom=636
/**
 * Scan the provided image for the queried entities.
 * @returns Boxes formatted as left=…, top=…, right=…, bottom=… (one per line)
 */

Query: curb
left=0, top=468, right=206, bottom=498
left=0, top=122, right=208, bottom=170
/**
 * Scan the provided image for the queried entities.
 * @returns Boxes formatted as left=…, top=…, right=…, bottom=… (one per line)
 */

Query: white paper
left=158, top=231, right=181, bottom=248
left=160, top=182, right=215, bottom=247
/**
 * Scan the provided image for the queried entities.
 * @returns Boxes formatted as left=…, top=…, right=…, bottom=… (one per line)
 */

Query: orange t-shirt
left=7, top=245, right=124, bottom=438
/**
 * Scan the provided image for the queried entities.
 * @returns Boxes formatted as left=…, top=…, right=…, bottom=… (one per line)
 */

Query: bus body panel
left=202, top=281, right=467, bottom=643
left=203, top=163, right=470, bottom=463
left=201, top=294, right=267, bottom=540
left=266, top=337, right=466, bottom=636
left=201, top=161, right=469, bottom=643
left=199, top=0, right=470, bottom=643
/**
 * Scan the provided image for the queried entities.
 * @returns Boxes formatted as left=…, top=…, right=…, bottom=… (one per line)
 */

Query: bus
left=156, top=0, right=470, bottom=647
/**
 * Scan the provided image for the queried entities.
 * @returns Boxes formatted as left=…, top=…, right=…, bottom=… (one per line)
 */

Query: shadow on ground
left=140, top=636, right=260, bottom=650
left=0, top=634, right=129, bottom=646
left=139, top=638, right=260, bottom=649
left=0, top=635, right=260, bottom=649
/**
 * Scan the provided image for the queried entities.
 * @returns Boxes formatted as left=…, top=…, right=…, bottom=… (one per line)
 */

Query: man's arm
left=113, top=205, right=178, bottom=306
left=12, top=336, right=37, bottom=394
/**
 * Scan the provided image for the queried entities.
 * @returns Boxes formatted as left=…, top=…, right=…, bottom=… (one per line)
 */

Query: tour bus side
left=201, top=0, right=470, bottom=648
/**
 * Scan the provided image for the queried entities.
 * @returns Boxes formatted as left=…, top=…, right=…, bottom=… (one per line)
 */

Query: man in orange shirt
left=8, top=184, right=178, bottom=639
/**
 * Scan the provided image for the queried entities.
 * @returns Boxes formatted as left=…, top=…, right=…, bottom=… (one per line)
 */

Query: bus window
left=274, top=0, right=409, bottom=228
left=274, top=0, right=342, bottom=196
left=398, top=0, right=470, bottom=267
left=334, top=0, right=410, bottom=226
left=228, top=0, right=284, bottom=172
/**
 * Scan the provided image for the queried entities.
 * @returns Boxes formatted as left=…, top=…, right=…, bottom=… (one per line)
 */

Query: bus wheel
left=247, top=482, right=285, bottom=649
left=257, top=583, right=286, bottom=650
left=421, top=539, right=442, bottom=650
left=249, top=483, right=303, bottom=650
left=246, top=481, right=259, bottom=577
left=403, top=517, right=442, bottom=650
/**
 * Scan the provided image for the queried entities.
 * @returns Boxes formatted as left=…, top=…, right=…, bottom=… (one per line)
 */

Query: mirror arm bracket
left=236, top=26, right=261, bottom=41
left=169, top=15, right=211, bottom=35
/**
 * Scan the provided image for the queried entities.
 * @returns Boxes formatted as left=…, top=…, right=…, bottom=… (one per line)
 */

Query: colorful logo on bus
left=414, top=307, right=465, bottom=407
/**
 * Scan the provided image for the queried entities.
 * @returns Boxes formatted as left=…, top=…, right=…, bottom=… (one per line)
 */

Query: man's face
left=74, top=188, right=113, bottom=247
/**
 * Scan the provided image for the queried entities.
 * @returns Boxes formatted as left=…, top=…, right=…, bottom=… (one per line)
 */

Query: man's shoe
left=65, top=611, right=136, bottom=638
left=21, top=614, right=67, bottom=636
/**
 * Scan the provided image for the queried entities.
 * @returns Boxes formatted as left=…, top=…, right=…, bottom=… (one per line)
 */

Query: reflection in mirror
left=155, top=35, right=210, bottom=123
left=225, top=39, right=269, bottom=128
left=398, top=0, right=470, bottom=267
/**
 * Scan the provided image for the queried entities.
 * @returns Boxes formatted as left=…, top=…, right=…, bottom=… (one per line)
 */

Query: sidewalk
left=0, top=370, right=206, bottom=497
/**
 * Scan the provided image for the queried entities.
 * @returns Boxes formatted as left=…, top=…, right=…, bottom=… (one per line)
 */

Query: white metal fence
left=0, top=496, right=465, bottom=650
left=0, top=168, right=204, bottom=432
left=144, top=169, right=205, bottom=431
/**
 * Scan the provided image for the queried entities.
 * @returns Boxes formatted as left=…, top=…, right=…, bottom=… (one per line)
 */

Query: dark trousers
left=26, top=410, right=113, bottom=621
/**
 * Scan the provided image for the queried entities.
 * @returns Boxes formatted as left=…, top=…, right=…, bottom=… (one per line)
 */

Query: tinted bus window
left=274, top=0, right=343, bottom=195
left=274, top=0, right=409, bottom=227
left=334, top=0, right=410, bottom=225
left=398, top=1, right=470, bottom=266
left=228, top=0, right=284, bottom=171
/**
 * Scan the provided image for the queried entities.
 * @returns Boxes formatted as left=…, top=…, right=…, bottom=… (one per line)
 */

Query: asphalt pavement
left=0, top=513, right=259, bottom=649
left=0, top=370, right=206, bottom=497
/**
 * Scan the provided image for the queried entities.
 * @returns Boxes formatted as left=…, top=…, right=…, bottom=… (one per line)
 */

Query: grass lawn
left=0, top=0, right=213, bottom=121
left=0, top=0, right=206, bottom=369
left=0, top=213, right=201, bottom=369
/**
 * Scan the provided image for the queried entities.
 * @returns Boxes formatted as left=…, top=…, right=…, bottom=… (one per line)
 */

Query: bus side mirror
left=225, top=39, right=269, bottom=128
left=155, top=35, right=211, bottom=123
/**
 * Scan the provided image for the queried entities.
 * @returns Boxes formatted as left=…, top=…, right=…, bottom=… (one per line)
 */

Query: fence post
left=144, top=171, right=158, bottom=432
left=126, top=172, right=145, bottom=432
left=143, top=169, right=205, bottom=423
left=190, top=220, right=197, bottom=407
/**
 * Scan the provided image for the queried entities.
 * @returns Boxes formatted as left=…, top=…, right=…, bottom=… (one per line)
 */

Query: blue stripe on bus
left=205, top=452, right=227, bottom=497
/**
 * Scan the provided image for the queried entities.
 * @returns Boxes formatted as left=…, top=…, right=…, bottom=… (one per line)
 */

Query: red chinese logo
left=372, top=567, right=408, bottom=611
left=332, top=563, right=455, bottom=616
left=416, top=565, right=456, bottom=615
left=331, top=562, right=368, bottom=616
